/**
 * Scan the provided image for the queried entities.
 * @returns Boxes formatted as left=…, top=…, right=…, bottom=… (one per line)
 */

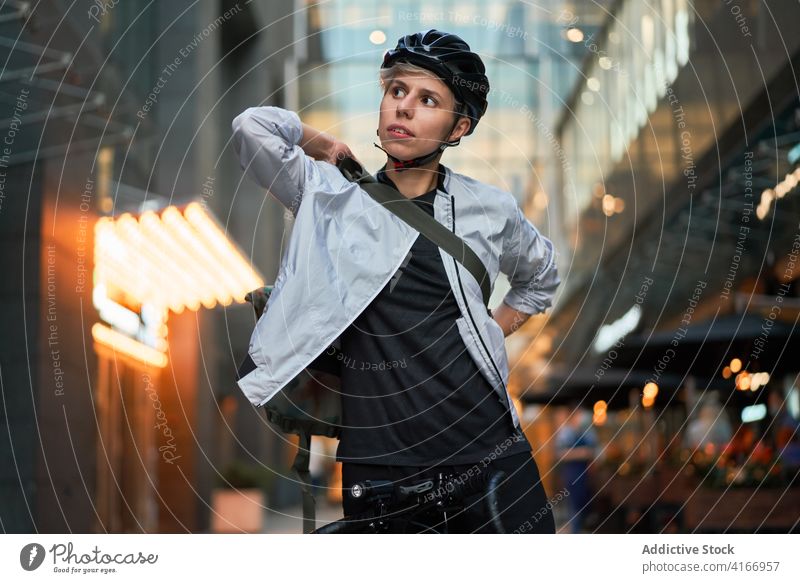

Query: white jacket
left=231, top=106, right=560, bottom=429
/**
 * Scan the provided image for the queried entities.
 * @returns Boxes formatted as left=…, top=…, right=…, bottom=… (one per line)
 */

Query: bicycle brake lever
left=398, top=480, right=434, bottom=496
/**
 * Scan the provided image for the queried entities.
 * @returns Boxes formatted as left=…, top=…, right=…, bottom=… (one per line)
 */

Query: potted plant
left=211, top=460, right=274, bottom=533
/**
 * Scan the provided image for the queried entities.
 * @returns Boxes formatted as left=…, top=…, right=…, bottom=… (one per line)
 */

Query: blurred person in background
left=684, top=394, right=733, bottom=453
left=768, top=390, right=800, bottom=475
left=555, top=406, right=598, bottom=533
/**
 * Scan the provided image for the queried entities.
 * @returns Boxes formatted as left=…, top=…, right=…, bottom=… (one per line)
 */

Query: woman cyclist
left=232, top=29, right=560, bottom=533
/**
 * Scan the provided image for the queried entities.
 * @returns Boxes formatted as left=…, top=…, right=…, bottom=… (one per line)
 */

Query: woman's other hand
left=492, top=300, right=533, bottom=337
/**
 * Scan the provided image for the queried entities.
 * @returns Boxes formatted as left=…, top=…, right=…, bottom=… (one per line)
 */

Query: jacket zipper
left=449, top=195, right=506, bottom=391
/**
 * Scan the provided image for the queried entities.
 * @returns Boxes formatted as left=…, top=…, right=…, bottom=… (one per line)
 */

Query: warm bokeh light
left=369, top=29, right=386, bottom=45
left=735, top=371, right=751, bottom=391
left=722, top=366, right=732, bottom=379
left=93, top=202, right=265, bottom=369
left=730, top=358, right=742, bottom=373
left=92, top=323, right=168, bottom=368
left=749, top=372, right=770, bottom=391
left=566, top=27, right=584, bottom=42
left=95, top=203, right=263, bottom=313
left=757, top=166, right=800, bottom=219
left=593, top=409, right=607, bottom=425
left=602, top=194, right=616, bottom=216
left=643, top=382, right=659, bottom=400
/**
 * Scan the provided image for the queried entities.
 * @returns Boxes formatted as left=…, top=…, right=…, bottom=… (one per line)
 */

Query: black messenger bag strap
left=337, top=156, right=491, bottom=306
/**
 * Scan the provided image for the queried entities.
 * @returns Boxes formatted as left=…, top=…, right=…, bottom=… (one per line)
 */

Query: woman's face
left=378, top=72, right=470, bottom=160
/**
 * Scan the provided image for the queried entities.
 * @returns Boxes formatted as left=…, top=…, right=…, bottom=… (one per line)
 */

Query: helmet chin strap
left=374, top=127, right=461, bottom=173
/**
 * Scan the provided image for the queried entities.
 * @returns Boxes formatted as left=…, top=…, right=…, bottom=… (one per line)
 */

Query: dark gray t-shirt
left=335, top=165, right=531, bottom=466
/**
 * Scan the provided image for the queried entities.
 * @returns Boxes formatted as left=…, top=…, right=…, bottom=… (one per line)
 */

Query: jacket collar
left=376, top=162, right=450, bottom=196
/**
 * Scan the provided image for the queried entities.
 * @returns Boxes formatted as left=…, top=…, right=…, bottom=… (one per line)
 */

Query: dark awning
left=521, top=363, right=735, bottom=410
left=625, top=314, right=795, bottom=348
left=613, top=313, right=799, bottom=378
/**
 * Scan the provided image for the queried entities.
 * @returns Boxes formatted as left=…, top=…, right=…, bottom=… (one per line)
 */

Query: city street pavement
left=262, top=499, right=344, bottom=534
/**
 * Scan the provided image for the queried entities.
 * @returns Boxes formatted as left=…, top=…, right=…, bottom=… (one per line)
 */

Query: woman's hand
left=327, top=138, right=357, bottom=166
left=492, top=301, right=533, bottom=337
left=300, top=122, right=357, bottom=166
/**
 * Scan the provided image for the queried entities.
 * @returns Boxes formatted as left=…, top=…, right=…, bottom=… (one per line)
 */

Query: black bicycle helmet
left=381, top=29, right=489, bottom=137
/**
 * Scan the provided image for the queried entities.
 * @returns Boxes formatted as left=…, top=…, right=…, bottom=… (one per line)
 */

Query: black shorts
left=341, top=451, right=556, bottom=533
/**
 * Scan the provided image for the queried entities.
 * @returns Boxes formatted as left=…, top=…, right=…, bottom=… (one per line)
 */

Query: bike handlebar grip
left=312, top=521, right=348, bottom=534
left=485, top=470, right=507, bottom=534
left=442, top=469, right=507, bottom=532
left=312, top=511, right=379, bottom=534
left=446, top=468, right=491, bottom=500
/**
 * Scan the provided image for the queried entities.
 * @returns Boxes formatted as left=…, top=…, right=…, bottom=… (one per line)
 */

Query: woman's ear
left=449, top=116, right=471, bottom=142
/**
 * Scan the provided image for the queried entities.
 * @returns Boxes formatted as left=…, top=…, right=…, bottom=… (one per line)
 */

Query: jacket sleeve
left=231, top=106, right=314, bottom=218
left=498, top=199, right=561, bottom=315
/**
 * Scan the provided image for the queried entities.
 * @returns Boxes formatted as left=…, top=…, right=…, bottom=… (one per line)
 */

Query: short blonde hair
left=379, top=61, right=466, bottom=118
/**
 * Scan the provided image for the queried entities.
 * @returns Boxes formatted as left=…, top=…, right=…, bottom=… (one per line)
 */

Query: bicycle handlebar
left=312, top=468, right=508, bottom=534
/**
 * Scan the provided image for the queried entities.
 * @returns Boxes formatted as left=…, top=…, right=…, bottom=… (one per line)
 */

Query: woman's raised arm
left=232, top=106, right=354, bottom=217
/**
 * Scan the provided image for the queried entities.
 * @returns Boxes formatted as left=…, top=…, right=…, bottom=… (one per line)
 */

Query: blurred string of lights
left=590, top=182, right=626, bottom=217
left=592, top=381, right=658, bottom=427
left=92, top=202, right=263, bottom=368
left=591, top=356, right=773, bottom=426
left=642, top=381, right=659, bottom=408
left=721, top=357, right=770, bottom=392
left=756, top=166, right=800, bottom=220
left=593, top=399, right=608, bottom=425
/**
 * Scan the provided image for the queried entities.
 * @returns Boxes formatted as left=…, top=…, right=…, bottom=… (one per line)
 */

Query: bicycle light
left=349, top=480, right=394, bottom=500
